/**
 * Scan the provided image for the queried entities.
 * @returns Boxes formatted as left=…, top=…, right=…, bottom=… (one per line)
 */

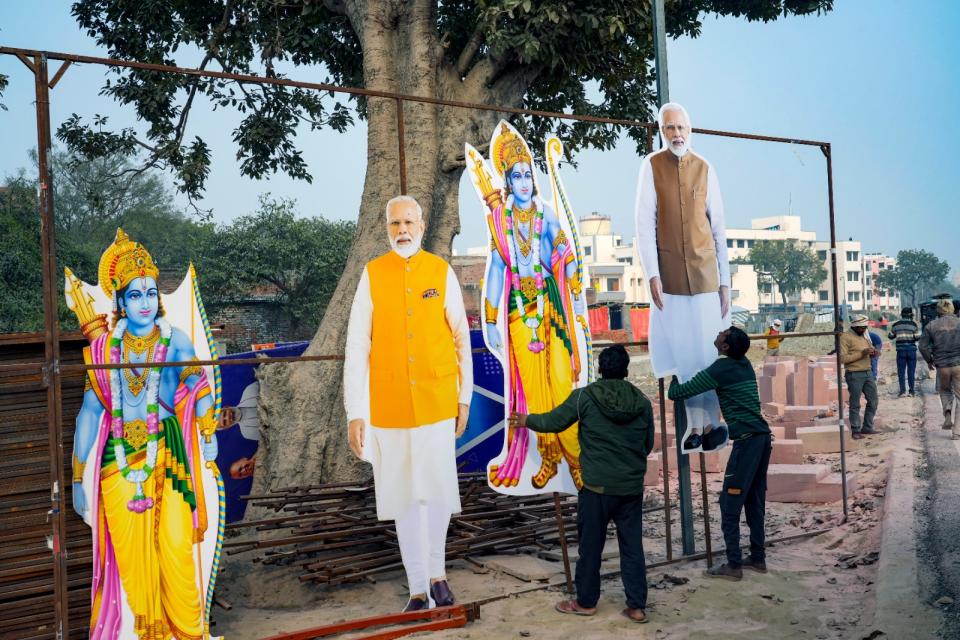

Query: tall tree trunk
left=252, top=1, right=530, bottom=504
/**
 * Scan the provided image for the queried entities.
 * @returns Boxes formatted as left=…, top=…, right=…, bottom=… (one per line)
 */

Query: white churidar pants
left=366, top=419, right=461, bottom=598
left=649, top=291, right=731, bottom=433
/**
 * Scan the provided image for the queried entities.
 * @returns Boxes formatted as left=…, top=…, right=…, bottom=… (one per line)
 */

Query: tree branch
left=456, top=21, right=487, bottom=77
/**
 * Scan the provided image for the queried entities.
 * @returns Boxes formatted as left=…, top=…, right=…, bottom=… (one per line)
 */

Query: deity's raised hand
left=485, top=324, right=503, bottom=355
left=573, top=293, right=586, bottom=317
left=201, top=435, right=218, bottom=462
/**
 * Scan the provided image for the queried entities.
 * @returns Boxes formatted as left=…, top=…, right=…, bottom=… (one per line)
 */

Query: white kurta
left=343, top=253, right=473, bottom=520
left=634, top=148, right=732, bottom=439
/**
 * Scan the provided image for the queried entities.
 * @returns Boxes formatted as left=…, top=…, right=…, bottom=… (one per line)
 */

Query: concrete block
left=644, top=453, right=662, bottom=487
left=783, top=405, right=830, bottom=422
left=770, top=439, right=804, bottom=465
left=762, top=402, right=785, bottom=417
left=771, top=425, right=786, bottom=440
left=768, top=470, right=858, bottom=504
left=809, top=366, right=835, bottom=405
left=759, top=375, right=787, bottom=404
left=653, top=430, right=675, bottom=452
left=482, top=555, right=565, bottom=581
left=765, top=463, right=831, bottom=502
left=689, top=446, right=731, bottom=473
left=786, top=369, right=810, bottom=407
left=796, top=423, right=860, bottom=454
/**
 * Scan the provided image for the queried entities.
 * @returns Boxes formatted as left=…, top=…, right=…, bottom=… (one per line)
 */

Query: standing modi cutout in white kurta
left=634, top=146, right=732, bottom=454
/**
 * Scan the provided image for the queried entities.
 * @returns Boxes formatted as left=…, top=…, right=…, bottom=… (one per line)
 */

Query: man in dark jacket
left=510, top=344, right=654, bottom=624
left=668, top=326, right=771, bottom=581
left=888, top=308, right=920, bottom=396
left=919, top=298, right=960, bottom=437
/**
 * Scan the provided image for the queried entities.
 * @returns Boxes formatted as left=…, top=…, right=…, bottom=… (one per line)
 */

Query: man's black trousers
left=719, top=433, right=772, bottom=567
left=575, top=488, right=647, bottom=610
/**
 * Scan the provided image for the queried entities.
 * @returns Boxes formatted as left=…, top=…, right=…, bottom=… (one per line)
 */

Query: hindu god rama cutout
left=465, top=121, right=592, bottom=496
left=64, top=228, right=225, bottom=640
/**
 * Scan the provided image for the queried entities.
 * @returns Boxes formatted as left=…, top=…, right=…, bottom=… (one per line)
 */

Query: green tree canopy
left=876, top=249, right=951, bottom=308
left=739, top=239, right=827, bottom=308
left=200, top=195, right=356, bottom=339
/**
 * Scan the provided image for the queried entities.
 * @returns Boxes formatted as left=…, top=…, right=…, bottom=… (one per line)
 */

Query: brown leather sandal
left=621, top=608, right=648, bottom=623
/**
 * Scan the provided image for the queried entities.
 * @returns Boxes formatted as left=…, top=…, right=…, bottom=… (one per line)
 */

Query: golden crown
left=492, top=122, right=533, bottom=174
left=97, top=228, right=160, bottom=299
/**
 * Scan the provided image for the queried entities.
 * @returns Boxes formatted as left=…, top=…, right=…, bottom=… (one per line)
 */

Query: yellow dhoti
left=508, top=284, right=581, bottom=488
left=98, top=420, right=205, bottom=640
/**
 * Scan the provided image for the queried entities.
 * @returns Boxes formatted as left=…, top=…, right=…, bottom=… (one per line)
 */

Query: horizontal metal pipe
left=0, top=46, right=830, bottom=147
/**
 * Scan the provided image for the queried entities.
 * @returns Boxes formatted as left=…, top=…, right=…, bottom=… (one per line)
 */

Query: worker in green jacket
left=510, top=344, right=655, bottom=624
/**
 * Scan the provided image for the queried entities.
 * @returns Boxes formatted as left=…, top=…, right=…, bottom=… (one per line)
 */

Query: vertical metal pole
left=651, top=0, right=670, bottom=106
left=652, top=0, right=695, bottom=555
left=823, top=143, right=849, bottom=522
left=657, top=378, right=673, bottom=561
left=552, top=493, right=574, bottom=594
left=34, top=52, right=70, bottom=639
left=395, top=98, right=407, bottom=195
left=697, top=454, right=714, bottom=567
left=674, top=403, right=695, bottom=555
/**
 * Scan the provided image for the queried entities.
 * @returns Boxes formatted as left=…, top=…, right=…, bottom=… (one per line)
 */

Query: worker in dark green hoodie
left=510, top=344, right=654, bottom=624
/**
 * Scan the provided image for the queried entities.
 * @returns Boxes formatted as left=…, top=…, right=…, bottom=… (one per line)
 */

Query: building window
left=615, top=238, right=622, bottom=246
left=848, top=291, right=860, bottom=302
left=846, top=251, right=859, bottom=262
left=584, top=246, right=591, bottom=257
left=879, top=262, right=885, bottom=269
left=865, top=276, right=871, bottom=286
left=847, top=271, right=859, bottom=282
left=818, top=250, right=828, bottom=260
left=617, top=257, right=632, bottom=264
left=746, top=240, right=754, bottom=248
left=727, top=239, right=734, bottom=248
left=731, top=289, right=740, bottom=300
left=607, top=278, right=621, bottom=292
left=819, top=290, right=829, bottom=301
left=762, top=283, right=773, bottom=294
left=737, top=239, right=746, bottom=248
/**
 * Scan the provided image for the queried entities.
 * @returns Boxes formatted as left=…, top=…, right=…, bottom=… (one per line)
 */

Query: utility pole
left=651, top=0, right=696, bottom=557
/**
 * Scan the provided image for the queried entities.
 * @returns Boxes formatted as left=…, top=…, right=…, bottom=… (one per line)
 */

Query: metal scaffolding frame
left=0, top=46, right=849, bottom=639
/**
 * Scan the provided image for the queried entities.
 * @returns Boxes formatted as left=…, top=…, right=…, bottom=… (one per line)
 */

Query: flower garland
left=504, top=195, right=546, bottom=353
left=108, top=317, right=172, bottom=513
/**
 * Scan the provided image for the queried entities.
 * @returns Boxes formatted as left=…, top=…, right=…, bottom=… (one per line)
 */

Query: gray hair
left=385, top=195, right=423, bottom=222
left=657, top=102, right=692, bottom=130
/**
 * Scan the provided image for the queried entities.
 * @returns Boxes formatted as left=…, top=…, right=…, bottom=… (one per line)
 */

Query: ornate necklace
left=108, top=317, right=171, bottom=513
left=513, top=202, right=535, bottom=224
left=515, top=219, right=534, bottom=258
left=122, top=325, right=160, bottom=358
left=122, top=342, right=154, bottom=398
left=504, top=195, right=546, bottom=353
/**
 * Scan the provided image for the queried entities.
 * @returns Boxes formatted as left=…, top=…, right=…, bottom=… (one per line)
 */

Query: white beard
left=669, top=140, right=689, bottom=157
left=390, top=233, right=422, bottom=259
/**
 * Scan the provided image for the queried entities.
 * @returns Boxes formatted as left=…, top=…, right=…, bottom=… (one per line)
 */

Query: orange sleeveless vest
left=367, top=250, right=459, bottom=428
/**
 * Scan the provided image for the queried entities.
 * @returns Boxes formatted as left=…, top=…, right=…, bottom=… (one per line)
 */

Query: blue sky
left=1, top=1, right=958, bottom=272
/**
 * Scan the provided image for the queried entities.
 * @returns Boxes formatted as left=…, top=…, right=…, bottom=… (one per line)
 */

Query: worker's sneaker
left=683, top=433, right=703, bottom=450
left=704, top=563, right=742, bottom=581
left=742, top=557, right=768, bottom=573
left=860, top=427, right=879, bottom=435
left=851, top=432, right=865, bottom=440
left=897, top=392, right=906, bottom=398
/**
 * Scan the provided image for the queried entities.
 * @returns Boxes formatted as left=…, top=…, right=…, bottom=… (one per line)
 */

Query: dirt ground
left=213, top=348, right=917, bottom=640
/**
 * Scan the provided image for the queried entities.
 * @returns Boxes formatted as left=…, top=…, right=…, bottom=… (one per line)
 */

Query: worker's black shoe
left=742, top=557, right=768, bottom=573
left=683, top=433, right=702, bottom=450
left=704, top=563, right=742, bottom=581
left=860, top=427, right=878, bottom=435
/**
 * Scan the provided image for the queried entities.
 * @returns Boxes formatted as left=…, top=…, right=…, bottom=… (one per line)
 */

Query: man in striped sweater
left=668, top=326, right=771, bottom=581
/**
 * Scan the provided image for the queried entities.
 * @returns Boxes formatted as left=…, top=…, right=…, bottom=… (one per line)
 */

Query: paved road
left=918, top=380, right=960, bottom=639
